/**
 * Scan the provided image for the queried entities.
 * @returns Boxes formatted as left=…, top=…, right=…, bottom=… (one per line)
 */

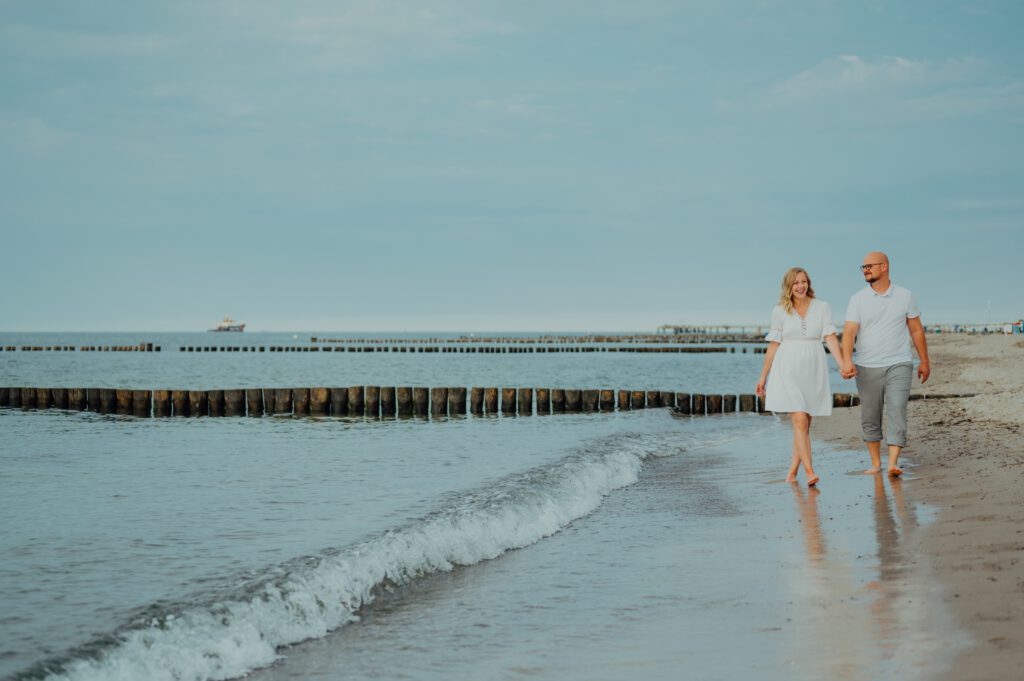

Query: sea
left=0, top=332, right=963, bottom=681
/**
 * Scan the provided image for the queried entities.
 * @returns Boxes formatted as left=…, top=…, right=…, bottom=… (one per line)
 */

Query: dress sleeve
left=764, top=306, right=784, bottom=342
left=820, top=301, right=837, bottom=339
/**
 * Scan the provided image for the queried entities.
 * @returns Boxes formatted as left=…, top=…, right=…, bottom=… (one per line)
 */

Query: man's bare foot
left=807, top=474, right=819, bottom=487
left=888, top=467, right=903, bottom=478
left=864, top=467, right=881, bottom=475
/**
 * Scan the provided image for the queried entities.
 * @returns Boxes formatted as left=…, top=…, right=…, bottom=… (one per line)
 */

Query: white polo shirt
left=845, top=283, right=920, bottom=367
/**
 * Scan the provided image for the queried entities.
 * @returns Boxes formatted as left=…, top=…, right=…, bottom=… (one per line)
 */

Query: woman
left=755, top=267, right=850, bottom=486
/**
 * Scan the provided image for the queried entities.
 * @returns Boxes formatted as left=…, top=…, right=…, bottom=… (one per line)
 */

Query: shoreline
left=815, top=334, right=1024, bottom=680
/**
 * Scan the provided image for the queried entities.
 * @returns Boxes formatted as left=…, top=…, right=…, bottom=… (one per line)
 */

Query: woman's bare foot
left=888, top=467, right=903, bottom=478
left=786, top=474, right=798, bottom=482
left=864, top=467, right=881, bottom=475
left=807, top=474, right=819, bottom=487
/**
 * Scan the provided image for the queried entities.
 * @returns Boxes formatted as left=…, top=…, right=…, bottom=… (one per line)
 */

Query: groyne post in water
left=310, top=388, right=329, bottom=416
left=208, top=390, right=226, bottom=417
left=133, top=390, right=152, bottom=417
left=501, top=388, right=516, bottom=416
left=565, top=389, right=582, bottom=413
left=69, top=388, right=87, bottom=411
left=617, top=390, right=630, bottom=411
left=189, top=390, right=209, bottom=416
left=291, top=388, right=310, bottom=416
left=348, top=386, right=365, bottom=417
left=536, top=388, right=551, bottom=414
left=380, top=387, right=397, bottom=417
left=551, top=388, right=566, bottom=413
left=739, top=394, right=756, bottom=412
left=331, top=387, right=349, bottom=416
left=274, top=389, right=291, bottom=416
left=225, top=387, right=244, bottom=413
left=449, top=387, right=467, bottom=416
left=675, top=393, right=691, bottom=414
left=431, top=387, right=448, bottom=417
left=723, top=394, right=737, bottom=413
left=483, top=387, right=498, bottom=414
left=172, top=390, right=189, bottom=416
left=413, top=387, right=429, bottom=416
left=246, top=388, right=264, bottom=416
left=630, top=390, right=645, bottom=410
left=518, top=387, right=533, bottom=416
left=692, top=394, right=705, bottom=415
left=707, top=394, right=723, bottom=414
left=599, top=389, right=615, bottom=412
left=365, top=386, right=381, bottom=419
left=470, top=387, right=484, bottom=415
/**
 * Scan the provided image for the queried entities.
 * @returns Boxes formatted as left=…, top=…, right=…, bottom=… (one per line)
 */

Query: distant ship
left=209, top=316, right=246, bottom=332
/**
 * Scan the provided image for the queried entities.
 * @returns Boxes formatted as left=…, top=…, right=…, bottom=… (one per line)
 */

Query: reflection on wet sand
left=790, top=482, right=825, bottom=561
left=868, top=473, right=919, bottom=658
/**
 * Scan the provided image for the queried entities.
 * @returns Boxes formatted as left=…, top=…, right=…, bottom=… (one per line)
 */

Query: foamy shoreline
left=816, top=334, right=1024, bottom=680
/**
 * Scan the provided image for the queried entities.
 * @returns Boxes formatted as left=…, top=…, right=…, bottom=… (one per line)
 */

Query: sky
left=1, top=0, right=1021, bottom=331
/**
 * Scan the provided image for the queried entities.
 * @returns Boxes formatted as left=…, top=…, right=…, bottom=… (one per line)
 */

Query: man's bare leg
left=888, top=444, right=903, bottom=477
left=865, top=440, right=882, bottom=474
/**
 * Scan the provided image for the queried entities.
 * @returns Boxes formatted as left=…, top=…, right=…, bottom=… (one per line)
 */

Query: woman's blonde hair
left=778, top=267, right=815, bottom=314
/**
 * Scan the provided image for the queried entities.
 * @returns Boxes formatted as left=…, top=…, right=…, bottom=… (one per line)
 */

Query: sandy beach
left=816, top=334, right=1024, bottom=680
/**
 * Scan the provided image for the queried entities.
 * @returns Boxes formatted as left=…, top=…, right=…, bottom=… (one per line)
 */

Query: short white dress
left=764, top=299, right=837, bottom=416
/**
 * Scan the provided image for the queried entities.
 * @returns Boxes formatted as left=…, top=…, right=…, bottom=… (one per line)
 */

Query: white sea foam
left=36, top=436, right=669, bottom=681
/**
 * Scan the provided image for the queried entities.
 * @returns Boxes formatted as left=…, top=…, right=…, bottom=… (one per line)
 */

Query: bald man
left=840, top=252, right=931, bottom=476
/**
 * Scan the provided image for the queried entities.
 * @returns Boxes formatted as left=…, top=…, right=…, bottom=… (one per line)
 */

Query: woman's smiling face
left=791, top=272, right=809, bottom=300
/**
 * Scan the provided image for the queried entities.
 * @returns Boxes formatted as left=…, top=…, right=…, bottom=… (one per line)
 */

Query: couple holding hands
left=755, top=251, right=931, bottom=486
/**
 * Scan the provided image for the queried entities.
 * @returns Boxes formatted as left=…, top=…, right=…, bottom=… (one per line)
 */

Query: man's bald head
left=862, top=251, right=890, bottom=285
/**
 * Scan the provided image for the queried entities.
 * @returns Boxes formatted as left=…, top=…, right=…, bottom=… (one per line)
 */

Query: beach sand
left=816, top=334, right=1024, bottom=680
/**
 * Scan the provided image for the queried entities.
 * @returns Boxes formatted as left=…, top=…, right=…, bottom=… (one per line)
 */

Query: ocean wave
left=16, top=433, right=684, bottom=681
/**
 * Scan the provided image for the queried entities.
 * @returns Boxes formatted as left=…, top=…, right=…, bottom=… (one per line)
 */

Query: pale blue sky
left=2, top=1, right=1021, bottom=331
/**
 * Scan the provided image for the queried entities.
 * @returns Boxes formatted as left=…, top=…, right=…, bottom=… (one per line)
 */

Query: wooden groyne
left=0, top=386, right=896, bottom=418
left=0, top=343, right=160, bottom=352
left=172, top=345, right=765, bottom=354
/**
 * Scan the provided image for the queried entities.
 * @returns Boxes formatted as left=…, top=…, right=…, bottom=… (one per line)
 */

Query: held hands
left=840, top=362, right=857, bottom=380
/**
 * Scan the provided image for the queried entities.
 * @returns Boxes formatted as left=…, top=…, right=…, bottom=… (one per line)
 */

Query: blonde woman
left=756, top=268, right=851, bottom=486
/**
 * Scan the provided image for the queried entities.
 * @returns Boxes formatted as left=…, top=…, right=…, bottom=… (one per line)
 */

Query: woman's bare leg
left=791, top=412, right=818, bottom=485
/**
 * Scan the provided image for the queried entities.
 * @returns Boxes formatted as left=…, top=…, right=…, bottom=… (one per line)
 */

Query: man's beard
left=864, top=273, right=879, bottom=283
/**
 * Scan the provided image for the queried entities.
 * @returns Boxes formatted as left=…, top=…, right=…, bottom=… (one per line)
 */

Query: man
left=841, top=252, right=930, bottom=476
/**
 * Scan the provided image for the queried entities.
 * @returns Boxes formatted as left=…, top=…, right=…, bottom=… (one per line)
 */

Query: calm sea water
left=1, top=333, right=954, bottom=681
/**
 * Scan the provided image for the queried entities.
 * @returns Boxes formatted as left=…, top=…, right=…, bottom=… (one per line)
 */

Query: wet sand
left=815, top=334, right=1024, bottom=680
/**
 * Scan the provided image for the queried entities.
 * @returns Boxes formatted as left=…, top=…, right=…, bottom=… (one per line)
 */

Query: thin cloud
left=767, top=54, right=983, bottom=105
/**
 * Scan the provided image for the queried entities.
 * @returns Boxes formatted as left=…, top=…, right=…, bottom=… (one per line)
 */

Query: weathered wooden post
left=483, top=387, right=498, bottom=414
left=20, top=387, right=38, bottom=410
left=833, top=393, right=852, bottom=408
left=660, top=391, right=676, bottom=409
left=221, top=389, right=243, bottom=416
left=208, top=390, right=226, bottom=417
left=99, top=389, right=117, bottom=414
left=536, top=388, right=551, bottom=414
left=289, top=388, right=309, bottom=416
left=245, top=389, right=264, bottom=416
left=172, top=390, right=189, bottom=416
left=330, top=387, right=348, bottom=416
left=500, top=388, right=515, bottom=415
left=413, top=387, right=429, bottom=416
left=449, top=387, right=467, bottom=416
left=551, top=389, right=566, bottom=413
left=470, top=387, right=484, bottom=415
left=69, top=388, right=87, bottom=411
left=674, top=393, right=692, bottom=414
left=9, top=387, right=23, bottom=408
left=630, top=391, right=645, bottom=410
left=379, top=387, right=396, bottom=417
left=133, top=390, right=151, bottom=417
left=50, top=388, right=68, bottom=410
left=518, top=387, right=533, bottom=416
left=368, top=385, right=385, bottom=417
left=0, top=388, right=8, bottom=408
left=309, top=387, right=330, bottom=416
left=851, top=394, right=860, bottom=406
left=35, top=387, right=52, bottom=409
left=273, top=388, right=291, bottom=415
left=723, top=394, right=737, bottom=413
left=347, top=386, right=365, bottom=416
left=429, top=387, right=448, bottom=417
left=739, top=394, right=756, bottom=412
left=582, top=390, right=599, bottom=412
left=692, top=394, right=706, bottom=415
left=189, top=390, right=208, bottom=416
left=707, top=394, right=723, bottom=414
left=599, top=389, right=615, bottom=412
left=617, top=390, right=630, bottom=411
left=756, top=395, right=767, bottom=414
left=153, top=390, right=172, bottom=417
left=564, top=389, right=581, bottom=412
left=397, top=387, right=413, bottom=417
left=646, top=391, right=662, bottom=408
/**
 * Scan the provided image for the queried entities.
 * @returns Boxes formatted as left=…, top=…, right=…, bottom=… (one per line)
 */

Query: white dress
left=764, top=299, right=837, bottom=416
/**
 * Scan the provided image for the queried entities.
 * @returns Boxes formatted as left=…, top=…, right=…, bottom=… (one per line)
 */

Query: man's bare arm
left=907, top=317, right=930, bottom=383
left=841, top=321, right=859, bottom=378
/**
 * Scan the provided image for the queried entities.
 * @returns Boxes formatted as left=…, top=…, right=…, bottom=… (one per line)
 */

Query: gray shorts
left=854, top=363, right=913, bottom=447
